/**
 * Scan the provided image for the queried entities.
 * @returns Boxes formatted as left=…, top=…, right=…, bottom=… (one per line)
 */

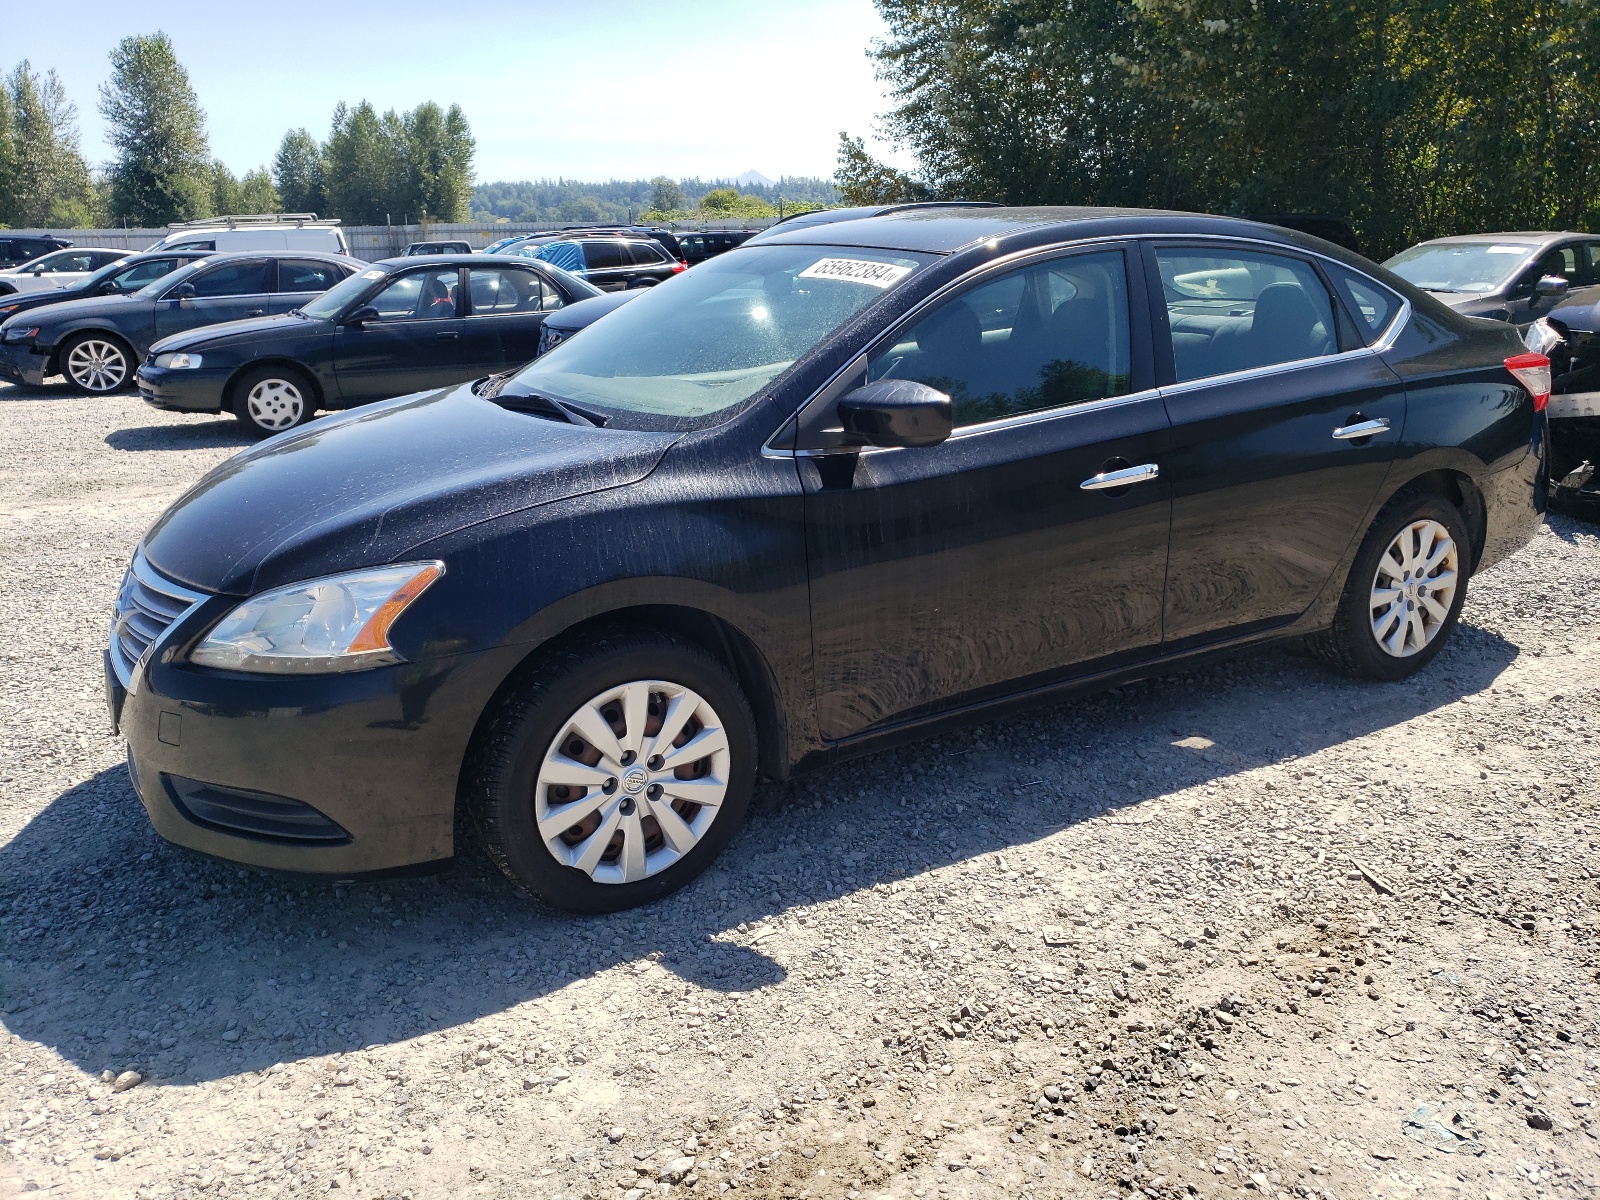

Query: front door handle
left=1080, top=463, right=1160, bottom=490
left=243, top=309, right=265, bottom=317
left=1332, top=417, right=1390, bottom=440
left=435, top=331, right=460, bottom=340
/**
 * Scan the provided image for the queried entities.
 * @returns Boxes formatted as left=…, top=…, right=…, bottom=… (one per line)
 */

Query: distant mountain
left=470, top=176, right=838, bottom=224
left=735, top=170, right=776, bottom=188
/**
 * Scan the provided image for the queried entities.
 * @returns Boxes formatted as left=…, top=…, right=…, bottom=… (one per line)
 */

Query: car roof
left=751, top=205, right=1354, bottom=256
left=372, top=253, right=565, bottom=267
left=196, top=250, right=362, bottom=264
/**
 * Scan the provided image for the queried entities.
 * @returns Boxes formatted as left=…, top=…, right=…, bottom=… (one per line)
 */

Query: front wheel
left=61, top=333, right=133, bottom=394
left=1309, top=490, right=1472, bottom=681
left=233, top=365, right=316, bottom=437
left=465, top=629, right=757, bottom=913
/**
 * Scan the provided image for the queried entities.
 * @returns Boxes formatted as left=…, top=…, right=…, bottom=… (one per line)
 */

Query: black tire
left=232, top=364, right=317, bottom=437
left=59, top=331, right=135, bottom=394
left=464, top=628, right=758, bottom=914
left=1308, top=490, right=1473, bottom=681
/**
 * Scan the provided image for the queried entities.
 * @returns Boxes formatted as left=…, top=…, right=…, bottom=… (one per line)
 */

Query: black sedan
left=111, top=207, right=1545, bottom=913
left=0, top=249, right=214, bottom=325
left=136, top=254, right=603, bottom=436
left=0, top=252, right=360, bottom=395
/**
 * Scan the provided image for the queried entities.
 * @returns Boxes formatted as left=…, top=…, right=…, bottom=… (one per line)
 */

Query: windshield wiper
left=476, top=374, right=607, bottom=427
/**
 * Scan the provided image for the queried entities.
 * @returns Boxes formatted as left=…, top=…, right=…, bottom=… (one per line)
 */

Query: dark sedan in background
left=136, top=253, right=603, bottom=435
left=0, top=249, right=214, bottom=325
left=0, top=252, right=360, bottom=395
left=111, top=207, right=1545, bottom=912
left=1384, top=231, right=1600, bottom=323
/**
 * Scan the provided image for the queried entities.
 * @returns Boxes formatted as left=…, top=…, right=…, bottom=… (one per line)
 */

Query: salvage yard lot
left=1, top=382, right=1597, bottom=1200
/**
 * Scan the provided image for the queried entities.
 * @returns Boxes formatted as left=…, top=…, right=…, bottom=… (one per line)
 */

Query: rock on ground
left=1, top=382, right=1597, bottom=1200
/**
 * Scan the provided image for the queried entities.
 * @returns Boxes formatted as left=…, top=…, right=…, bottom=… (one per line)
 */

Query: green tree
left=833, top=132, right=928, bottom=205
left=651, top=175, right=685, bottom=213
left=3, top=62, right=95, bottom=227
left=237, top=167, right=280, bottom=212
left=99, top=32, right=212, bottom=225
left=323, top=101, right=406, bottom=223
left=210, top=160, right=240, bottom=215
left=401, top=101, right=474, bottom=221
left=273, top=127, right=326, bottom=214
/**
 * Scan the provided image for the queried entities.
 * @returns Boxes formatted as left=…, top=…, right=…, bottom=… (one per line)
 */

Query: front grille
left=109, top=550, right=208, bottom=688
left=165, top=775, right=352, bottom=845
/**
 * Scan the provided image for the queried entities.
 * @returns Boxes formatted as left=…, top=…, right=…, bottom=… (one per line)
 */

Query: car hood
left=1547, top=284, right=1600, bottom=333
left=151, top=312, right=322, bottom=354
left=141, top=382, right=679, bottom=595
left=4, top=291, right=139, bottom=330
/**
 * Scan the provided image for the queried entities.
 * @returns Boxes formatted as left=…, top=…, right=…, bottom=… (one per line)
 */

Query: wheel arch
left=48, top=327, right=136, bottom=378
left=1390, top=467, right=1488, bottom=570
left=460, top=603, right=792, bottom=798
left=222, top=358, right=324, bottom=415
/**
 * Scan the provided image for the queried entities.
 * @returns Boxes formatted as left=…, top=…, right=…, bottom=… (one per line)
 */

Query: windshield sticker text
left=798, top=258, right=914, bottom=288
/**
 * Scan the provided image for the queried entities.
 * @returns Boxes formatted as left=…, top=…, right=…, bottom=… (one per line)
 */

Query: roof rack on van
left=163, top=213, right=341, bottom=230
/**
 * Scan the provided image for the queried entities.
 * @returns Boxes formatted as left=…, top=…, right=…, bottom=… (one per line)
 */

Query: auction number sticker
left=361, top=268, right=387, bottom=279
left=1486, top=245, right=1532, bottom=255
left=798, top=258, right=914, bottom=288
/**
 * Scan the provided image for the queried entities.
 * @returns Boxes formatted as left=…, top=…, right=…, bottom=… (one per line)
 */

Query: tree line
left=471, top=176, right=838, bottom=225
left=0, top=31, right=475, bottom=230
left=838, top=0, right=1600, bottom=258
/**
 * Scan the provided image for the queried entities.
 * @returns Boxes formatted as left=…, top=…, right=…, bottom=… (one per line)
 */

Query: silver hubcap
left=536, top=680, right=730, bottom=884
left=246, top=379, right=305, bottom=431
left=66, top=339, right=127, bottom=392
left=1370, top=518, right=1459, bottom=657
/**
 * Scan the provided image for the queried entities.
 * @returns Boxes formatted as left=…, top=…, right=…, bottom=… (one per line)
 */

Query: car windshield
left=298, top=266, right=390, bottom=318
left=501, top=244, right=934, bottom=428
left=1384, top=241, right=1536, bottom=294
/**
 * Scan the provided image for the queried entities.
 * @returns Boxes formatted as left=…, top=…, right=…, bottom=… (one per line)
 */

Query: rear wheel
left=1309, top=491, right=1471, bottom=681
left=465, top=629, right=757, bottom=913
left=61, top=333, right=133, bottom=394
left=233, top=365, right=316, bottom=437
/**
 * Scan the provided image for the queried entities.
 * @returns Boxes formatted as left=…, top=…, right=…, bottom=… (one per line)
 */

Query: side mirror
left=1536, top=275, right=1570, bottom=300
left=836, top=379, right=953, bottom=449
left=345, top=305, right=380, bottom=326
left=171, top=282, right=196, bottom=302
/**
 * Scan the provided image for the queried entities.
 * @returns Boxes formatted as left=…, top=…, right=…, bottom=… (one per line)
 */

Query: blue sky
left=4, top=0, right=912, bottom=183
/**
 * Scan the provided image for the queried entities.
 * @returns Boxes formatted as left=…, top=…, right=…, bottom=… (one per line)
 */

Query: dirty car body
left=110, top=207, right=1546, bottom=899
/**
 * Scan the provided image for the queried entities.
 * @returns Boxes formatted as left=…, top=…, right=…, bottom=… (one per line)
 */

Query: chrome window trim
left=762, top=230, right=1414, bottom=457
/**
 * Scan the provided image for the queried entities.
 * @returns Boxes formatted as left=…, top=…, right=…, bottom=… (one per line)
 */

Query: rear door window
left=582, top=241, right=626, bottom=271
left=278, top=259, right=345, bottom=293
left=1325, top=265, right=1402, bottom=343
left=627, top=241, right=668, bottom=265
left=1153, top=247, right=1338, bottom=382
left=468, top=266, right=558, bottom=314
left=187, top=260, right=272, bottom=297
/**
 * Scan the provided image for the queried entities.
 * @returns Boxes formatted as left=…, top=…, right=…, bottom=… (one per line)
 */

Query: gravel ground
left=1, top=382, right=1597, bottom=1200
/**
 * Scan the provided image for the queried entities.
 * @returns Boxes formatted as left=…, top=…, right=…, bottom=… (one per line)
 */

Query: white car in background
left=0, top=247, right=128, bottom=295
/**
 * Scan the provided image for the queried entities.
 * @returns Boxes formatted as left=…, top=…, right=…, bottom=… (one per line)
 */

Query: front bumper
left=136, top=364, right=229, bottom=413
left=114, top=595, right=520, bottom=876
left=0, top=340, right=52, bottom=386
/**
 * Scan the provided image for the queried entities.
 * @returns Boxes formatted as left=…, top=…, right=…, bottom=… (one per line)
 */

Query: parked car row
left=105, top=204, right=1548, bottom=914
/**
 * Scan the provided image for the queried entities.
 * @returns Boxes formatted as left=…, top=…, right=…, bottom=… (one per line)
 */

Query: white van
left=149, top=214, right=349, bottom=256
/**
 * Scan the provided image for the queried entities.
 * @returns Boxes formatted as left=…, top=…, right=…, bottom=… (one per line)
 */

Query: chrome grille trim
left=109, top=550, right=209, bottom=690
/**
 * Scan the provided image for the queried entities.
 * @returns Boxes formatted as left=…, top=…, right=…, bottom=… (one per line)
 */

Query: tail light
left=1505, top=352, right=1552, bottom=412
left=673, top=260, right=688, bottom=273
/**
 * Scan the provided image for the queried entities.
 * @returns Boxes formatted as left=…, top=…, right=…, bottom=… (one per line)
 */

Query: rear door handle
left=435, top=331, right=460, bottom=340
left=1080, top=463, right=1160, bottom=490
left=1332, top=417, right=1390, bottom=440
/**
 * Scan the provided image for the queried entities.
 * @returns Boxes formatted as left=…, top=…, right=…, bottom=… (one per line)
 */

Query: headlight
left=2, top=325, right=40, bottom=343
left=188, top=562, right=444, bottom=674
left=153, top=352, right=203, bottom=369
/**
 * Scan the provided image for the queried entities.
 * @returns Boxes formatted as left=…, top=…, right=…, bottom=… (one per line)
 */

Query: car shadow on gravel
left=0, top=380, right=129, bottom=402
left=105, top=421, right=253, bottom=451
left=0, top=624, right=1519, bottom=1084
